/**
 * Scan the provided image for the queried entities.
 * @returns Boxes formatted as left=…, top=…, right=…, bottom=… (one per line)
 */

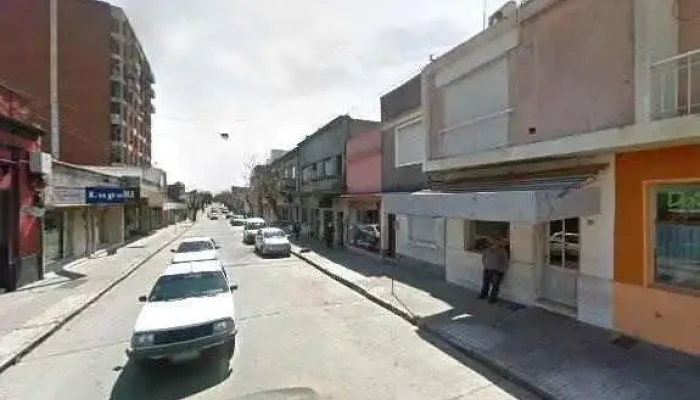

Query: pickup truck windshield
left=149, top=271, right=228, bottom=301
left=175, top=241, right=214, bottom=253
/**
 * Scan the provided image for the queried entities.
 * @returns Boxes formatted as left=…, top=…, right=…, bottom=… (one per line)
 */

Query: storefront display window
left=464, top=220, right=509, bottom=252
left=44, top=211, right=63, bottom=265
left=349, top=209, right=380, bottom=253
left=654, top=185, right=700, bottom=290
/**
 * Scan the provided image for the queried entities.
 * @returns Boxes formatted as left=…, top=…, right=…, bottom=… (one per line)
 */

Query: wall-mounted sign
left=47, top=186, right=86, bottom=206
left=85, top=186, right=128, bottom=204
left=123, top=187, right=141, bottom=204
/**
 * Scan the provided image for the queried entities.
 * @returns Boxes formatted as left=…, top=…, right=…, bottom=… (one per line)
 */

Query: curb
left=292, top=248, right=558, bottom=400
left=0, top=225, right=191, bottom=375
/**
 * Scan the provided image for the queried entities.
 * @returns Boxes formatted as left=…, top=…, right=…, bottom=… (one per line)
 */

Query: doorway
left=387, top=213, right=397, bottom=258
left=336, top=211, right=344, bottom=247
left=540, top=218, right=580, bottom=309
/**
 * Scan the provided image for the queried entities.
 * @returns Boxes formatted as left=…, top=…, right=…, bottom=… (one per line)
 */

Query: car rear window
left=176, top=241, right=213, bottom=252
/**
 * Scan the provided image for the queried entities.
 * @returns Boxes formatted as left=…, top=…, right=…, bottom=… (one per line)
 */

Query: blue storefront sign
left=85, top=186, right=129, bottom=204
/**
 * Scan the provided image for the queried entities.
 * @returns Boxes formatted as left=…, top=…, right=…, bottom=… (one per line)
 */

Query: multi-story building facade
left=297, top=115, right=378, bottom=244
left=341, top=127, right=382, bottom=254
left=271, top=148, right=299, bottom=222
left=379, top=75, right=445, bottom=276
left=384, top=0, right=700, bottom=356
left=0, top=0, right=155, bottom=166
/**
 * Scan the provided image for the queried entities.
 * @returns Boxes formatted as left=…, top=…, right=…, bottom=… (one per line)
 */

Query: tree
left=244, top=156, right=282, bottom=220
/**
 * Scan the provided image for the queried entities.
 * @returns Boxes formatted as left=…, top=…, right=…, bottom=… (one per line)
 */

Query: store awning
left=382, top=182, right=600, bottom=223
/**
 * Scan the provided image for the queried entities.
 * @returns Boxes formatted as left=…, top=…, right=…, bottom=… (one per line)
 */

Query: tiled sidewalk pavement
left=0, top=222, right=192, bottom=373
left=291, top=240, right=700, bottom=400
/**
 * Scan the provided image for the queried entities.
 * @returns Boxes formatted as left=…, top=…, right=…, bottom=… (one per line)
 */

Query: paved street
left=0, top=219, right=538, bottom=400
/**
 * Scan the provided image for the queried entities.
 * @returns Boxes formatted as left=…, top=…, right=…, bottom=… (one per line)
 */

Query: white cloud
left=108, top=0, right=511, bottom=192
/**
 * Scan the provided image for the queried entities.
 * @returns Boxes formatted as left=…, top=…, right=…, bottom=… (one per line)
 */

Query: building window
left=110, top=124, right=122, bottom=141
left=110, top=147, right=122, bottom=164
left=315, top=161, right=324, bottom=181
left=110, top=102, right=121, bottom=115
left=653, top=185, right=700, bottom=290
left=547, top=218, right=580, bottom=270
left=324, top=158, right=336, bottom=178
left=464, top=220, right=510, bottom=251
left=109, top=37, right=121, bottom=54
left=395, top=118, right=425, bottom=167
left=408, top=215, right=436, bottom=244
left=110, top=82, right=122, bottom=98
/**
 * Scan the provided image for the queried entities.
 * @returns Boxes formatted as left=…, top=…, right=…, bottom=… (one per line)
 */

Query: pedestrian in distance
left=324, top=222, right=334, bottom=249
left=478, top=236, right=509, bottom=304
left=293, top=221, right=301, bottom=241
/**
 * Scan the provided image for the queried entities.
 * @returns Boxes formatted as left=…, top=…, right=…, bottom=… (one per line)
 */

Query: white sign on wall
left=47, top=186, right=85, bottom=206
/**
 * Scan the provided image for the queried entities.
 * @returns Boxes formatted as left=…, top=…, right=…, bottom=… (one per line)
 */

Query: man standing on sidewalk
left=478, top=236, right=509, bottom=304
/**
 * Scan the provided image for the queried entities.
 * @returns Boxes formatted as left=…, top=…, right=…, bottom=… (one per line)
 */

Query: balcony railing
left=650, top=48, right=700, bottom=121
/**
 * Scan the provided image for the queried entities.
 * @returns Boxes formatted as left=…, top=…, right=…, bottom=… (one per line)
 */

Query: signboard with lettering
left=657, top=185, right=700, bottom=224
left=85, top=186, right=128, bottom=204
left=123, top=187, right=141, bottom=204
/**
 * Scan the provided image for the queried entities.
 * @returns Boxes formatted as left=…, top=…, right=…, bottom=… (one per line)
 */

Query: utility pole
left=50, top=0, right=60, bottom=159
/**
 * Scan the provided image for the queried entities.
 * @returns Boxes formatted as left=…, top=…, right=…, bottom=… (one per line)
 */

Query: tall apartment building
left=0, top=0, right=155, bottom=166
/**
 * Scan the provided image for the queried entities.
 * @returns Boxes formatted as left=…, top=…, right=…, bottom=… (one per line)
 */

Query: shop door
left=540, top=218, right=580, bottom=309
left=387, top=213, right=397, bottom=258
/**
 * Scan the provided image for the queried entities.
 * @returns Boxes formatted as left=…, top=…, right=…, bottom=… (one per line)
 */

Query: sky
left=107, top=0, right=510, bottom=193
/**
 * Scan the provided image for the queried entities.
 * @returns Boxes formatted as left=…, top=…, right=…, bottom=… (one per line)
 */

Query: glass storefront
left=654, top=185, right=700, bottom=290
left=43, top=211, right=63, bottom=266
left=348, top=209, right=380, bottom=253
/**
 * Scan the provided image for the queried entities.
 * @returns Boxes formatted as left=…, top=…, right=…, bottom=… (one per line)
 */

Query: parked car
left=230, top=217, right=246, bottom=227
left=243, top=218, right=266, bottom=244
left=254, top=227, right=291, bottom=257
left=171, top=237, right=220, bottom=263
left=128, top=260, right=237, bottom=365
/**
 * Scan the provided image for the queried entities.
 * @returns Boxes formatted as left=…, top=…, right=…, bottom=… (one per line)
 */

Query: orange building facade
left=615, top=144, right=700, bottom=355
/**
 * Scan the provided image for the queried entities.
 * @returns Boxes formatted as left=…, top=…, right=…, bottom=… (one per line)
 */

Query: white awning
left=382, top=186, right=600, bottom=223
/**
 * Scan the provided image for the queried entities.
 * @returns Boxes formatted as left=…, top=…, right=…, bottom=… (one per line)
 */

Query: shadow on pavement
left=415, top=329, right=543, bottom=400
left=109, top=353, right=231, bottom=400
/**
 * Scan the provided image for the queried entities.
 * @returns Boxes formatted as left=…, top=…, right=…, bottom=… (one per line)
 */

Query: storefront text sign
left=85, top=186, right=128, bottom=204
left=48, top=186, right=86, bottom=206
left=123, top=187, right=141, bottom=204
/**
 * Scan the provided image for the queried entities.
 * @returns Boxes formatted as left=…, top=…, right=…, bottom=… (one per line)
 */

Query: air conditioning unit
left=489, top=1, right=517, bottom=26
left=29, top=152, right=52, bottom=176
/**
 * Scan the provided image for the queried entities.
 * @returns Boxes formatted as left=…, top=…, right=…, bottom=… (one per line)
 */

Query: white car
left=171, top=237, right=220, bottom=263
left=242, top=218, right=266, bottom=244
left=254, top=227, right=292, bottom=257
left=128, top=260, right=237, bottom=364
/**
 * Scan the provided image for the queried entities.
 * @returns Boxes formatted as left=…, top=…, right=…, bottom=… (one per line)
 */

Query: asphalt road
left=0, top=219, right=538, bottom=400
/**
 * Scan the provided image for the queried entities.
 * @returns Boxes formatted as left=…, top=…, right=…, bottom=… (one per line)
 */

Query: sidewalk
left=0, top=222, right=192, bottom=373
left=291, top=240, right=700, bottom=400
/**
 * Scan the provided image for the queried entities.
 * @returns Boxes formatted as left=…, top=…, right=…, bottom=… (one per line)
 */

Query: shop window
left=349, top=209, right=380, bottom=253
left=653, top=185, right=700, bottom=290
left=547, top=218, right=580, bottom=270
left=464, top=220, right=510, bottom=252
left=408, top=215, right=436, bottom=244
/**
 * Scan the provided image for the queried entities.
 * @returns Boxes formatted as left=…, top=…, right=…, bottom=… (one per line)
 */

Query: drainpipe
left=49, top=0, right=60, bottom=159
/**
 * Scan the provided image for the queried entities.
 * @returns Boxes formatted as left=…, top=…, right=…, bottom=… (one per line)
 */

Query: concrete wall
left=346, top=129, right=381, bottom=194
left=395, top=214, right=445, bottom=277
left=511, top=0, right=635, bottom=145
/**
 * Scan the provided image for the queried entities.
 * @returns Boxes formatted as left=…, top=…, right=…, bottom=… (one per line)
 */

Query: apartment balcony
left=651, top=48, right=700, bottom=121
left=279, top=178, right=297, bottom=192
left=110, top=114, right=123, bottom=125
left=300, top=176, right=343, bottom=194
